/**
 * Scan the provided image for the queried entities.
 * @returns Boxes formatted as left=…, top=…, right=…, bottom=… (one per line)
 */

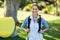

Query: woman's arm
left=22, top=28, right=30, bottom=32
left=39, top=18, right=49, bottom=33
left=39, top=28, right=48, bottom=33
left=21, top=17, right=29, bottom=32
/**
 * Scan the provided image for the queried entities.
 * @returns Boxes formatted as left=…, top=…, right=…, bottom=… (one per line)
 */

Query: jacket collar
left=30, top=15, right=40, bottom=20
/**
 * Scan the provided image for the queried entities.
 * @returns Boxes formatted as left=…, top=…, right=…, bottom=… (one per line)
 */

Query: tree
left=54, top=0, right=58, bottom=16
left=32, top=0, right=38, bottom=3
left=4, top=0, right=19, bottom=37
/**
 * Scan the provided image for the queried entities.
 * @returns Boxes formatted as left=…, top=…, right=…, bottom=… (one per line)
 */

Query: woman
left=21, top=3, right=49, bottom=40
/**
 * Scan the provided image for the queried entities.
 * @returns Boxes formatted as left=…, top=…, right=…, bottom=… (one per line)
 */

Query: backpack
left=28, top=15, right=41, bottom=32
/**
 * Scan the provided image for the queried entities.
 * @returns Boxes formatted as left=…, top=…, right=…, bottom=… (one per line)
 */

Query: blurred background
left=0, top=0, right=60, bottom=40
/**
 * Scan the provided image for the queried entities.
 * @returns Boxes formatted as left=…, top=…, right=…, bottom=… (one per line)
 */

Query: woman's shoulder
left=24, top=17, right=28, bottom=21
left=41, top=17, right=46, bottom=22
left=24, top=16, right=31, bottom=20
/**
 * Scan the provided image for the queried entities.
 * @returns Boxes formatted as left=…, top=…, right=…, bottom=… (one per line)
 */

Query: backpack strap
left=28, top=15, right=41, bottom=32
left=28, top=16, right=31, bottom=29
left=37, top=15, right=41, bottom=32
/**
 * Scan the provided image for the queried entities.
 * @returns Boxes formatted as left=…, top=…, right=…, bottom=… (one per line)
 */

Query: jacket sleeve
left=21, top=17, right=28, bottom=28
left=41, top=18, right=49, bottom=29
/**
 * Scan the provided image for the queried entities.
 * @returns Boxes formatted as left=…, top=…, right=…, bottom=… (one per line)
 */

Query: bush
left=48, top=5, right=55, bottom=12
left=23, top=4, right=32, bottom=11
left=42, top=5, right=55, bottom=14
left=38, top=2, right=46, bottom=10
left=0, top=1, right=3, bottom=7
left=19, top=0, right=27, bottom=9
left=1, top=3, right=4, bottom=7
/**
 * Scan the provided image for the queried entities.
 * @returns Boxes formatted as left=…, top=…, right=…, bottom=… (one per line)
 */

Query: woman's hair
left=31, top=3, right=39, bottom=9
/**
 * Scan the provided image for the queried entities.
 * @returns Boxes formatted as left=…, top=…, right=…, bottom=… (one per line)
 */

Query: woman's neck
left=32, top=14, right=38, bottom=19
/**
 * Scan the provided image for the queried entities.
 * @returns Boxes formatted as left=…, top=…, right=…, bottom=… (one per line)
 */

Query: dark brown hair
left=31, top=3, right=39, bottom=9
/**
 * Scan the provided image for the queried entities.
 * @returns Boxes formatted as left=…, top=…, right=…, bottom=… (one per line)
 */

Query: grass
left=43, top=19, right=60, bottom=40
left=0, top=8, right=60, bottom=40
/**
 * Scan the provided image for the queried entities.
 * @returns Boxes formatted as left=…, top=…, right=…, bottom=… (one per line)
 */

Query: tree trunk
left=4, top=0, right=19, bottom=24
left=4, top=0, right=19, bottom=37
left=54, top=0, right=58, bottom=16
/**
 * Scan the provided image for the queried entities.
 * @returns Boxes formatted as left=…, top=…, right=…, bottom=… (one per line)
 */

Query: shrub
left=1, top=3, right=4, bottom=7
left=42, top=5, right=55, bottom=14
left=38, top=2, right=46, bottom=10
left=23, top=4, right=32, bottom=11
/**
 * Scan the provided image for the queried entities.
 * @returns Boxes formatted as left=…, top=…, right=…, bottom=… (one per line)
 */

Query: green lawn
left=0, top=8, right=60, bottom=40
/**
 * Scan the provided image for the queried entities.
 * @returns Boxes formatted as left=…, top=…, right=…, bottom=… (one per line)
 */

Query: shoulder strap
left=38, top=15, right=41, bottom=32
left=28, top=15, right=41, bottom=32
left=28, top=16, right=31, bottom=29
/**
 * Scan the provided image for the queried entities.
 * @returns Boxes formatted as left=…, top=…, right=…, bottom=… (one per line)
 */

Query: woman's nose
left=33, top=10, right=37, bottom=11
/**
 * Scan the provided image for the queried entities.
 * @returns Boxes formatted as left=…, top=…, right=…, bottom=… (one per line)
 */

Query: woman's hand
left=24, top=28, right=30, bottom=32
left=22, top=28, right=30, bottom=32
left=39, top=28, right=49, bottom=33
left=39, top=30, right=44, bottom=33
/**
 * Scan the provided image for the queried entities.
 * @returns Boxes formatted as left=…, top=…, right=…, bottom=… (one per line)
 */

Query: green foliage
left=38, top=2, right=46, bottom=10
left=42, top=5, right=55, bottom=14
left=0, top=3, right=4, bottom=7
left=57, top=0, right=60, bottom=5
left=0, top=0, right=3, bottom=7
left=19, top=0, right=27, bottom=9
left=0, top=0, right=4, bottom=7
left=0, top=0, right=4, bottom=2
left=23, top=4, right=32, bottom=11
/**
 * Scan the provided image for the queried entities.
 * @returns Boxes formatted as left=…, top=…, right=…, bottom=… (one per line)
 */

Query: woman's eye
left=33, top=8, right=37, bottom=10
left=33, top=9, right=35, bottom=10
left=35, top=8, right=37, bottom=10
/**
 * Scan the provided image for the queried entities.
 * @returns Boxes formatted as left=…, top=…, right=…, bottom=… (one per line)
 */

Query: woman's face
left=31, top=6, right=38, bottom=15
